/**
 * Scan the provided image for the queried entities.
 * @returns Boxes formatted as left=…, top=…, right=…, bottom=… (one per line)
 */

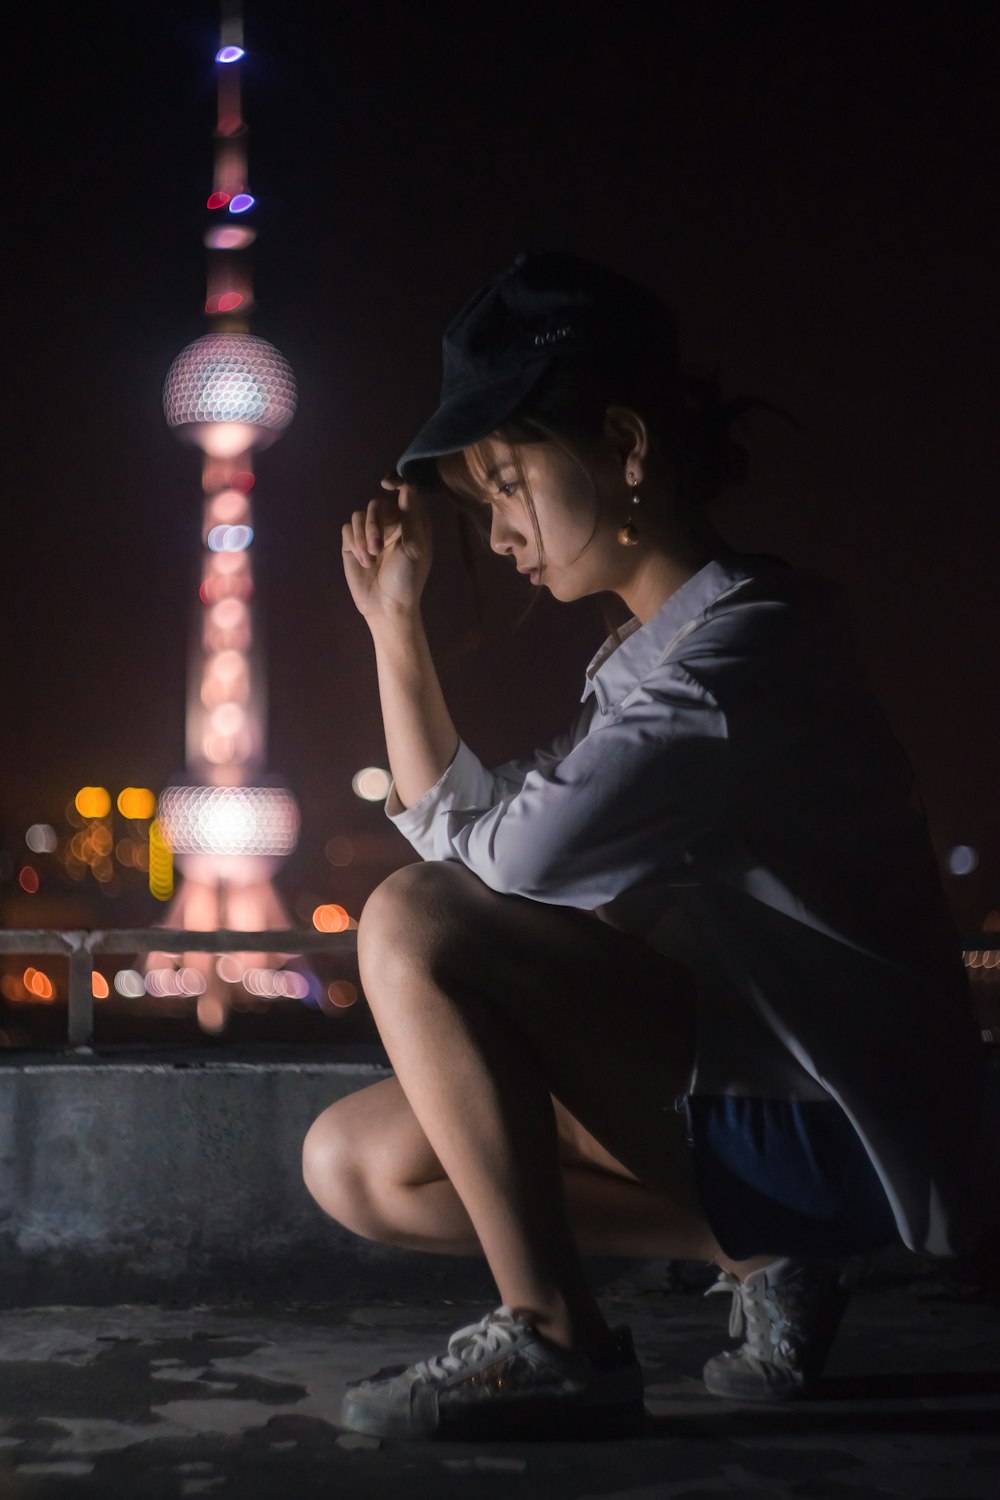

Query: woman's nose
left=489, top=511, right=519, bottom=555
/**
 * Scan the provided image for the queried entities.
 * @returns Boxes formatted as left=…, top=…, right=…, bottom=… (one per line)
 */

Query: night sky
left=4, top=0, right=999, bottom=937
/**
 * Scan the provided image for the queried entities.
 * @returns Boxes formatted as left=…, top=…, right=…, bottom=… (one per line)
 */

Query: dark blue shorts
left=683, top=1095, right=900, bottom=1260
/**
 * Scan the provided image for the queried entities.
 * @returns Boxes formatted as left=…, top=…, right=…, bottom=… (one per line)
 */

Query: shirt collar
left=582, top=551, right=765, bottom=713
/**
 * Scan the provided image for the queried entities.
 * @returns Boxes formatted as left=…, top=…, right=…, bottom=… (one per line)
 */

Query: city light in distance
left=325, top=980, right=359, bottom=1010
left=947, top=845, right=979, bottom=876
left=205, top=292, right=247, bottom=316
left=313, top=903, right=350, bottom=933
left=25, top=824, right=57, bottom=853
left=75, top=786, right=111, bottom=819
left=23, top=968, right=53, bottom=1001
left=207, top=524, right=253, bottom=552
left=207, top=490, right=249, bottom=524
left=325, top=835, right=354, bottom=867
left=117, top=787, right=156, bottom=820
left=352, top=766, right=392, bottom=802
left=204, top=225, right=257, bottom=251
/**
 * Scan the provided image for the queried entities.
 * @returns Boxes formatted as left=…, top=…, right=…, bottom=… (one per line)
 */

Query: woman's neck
left=619, top=526, right=726, bottom=624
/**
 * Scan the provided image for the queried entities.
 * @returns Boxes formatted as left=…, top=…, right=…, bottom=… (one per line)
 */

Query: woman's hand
left=342, top=475, right=432, bottom=622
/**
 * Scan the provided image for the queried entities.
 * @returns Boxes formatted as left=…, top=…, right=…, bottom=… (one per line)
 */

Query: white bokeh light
left=352, top=766, right=392, bottom=802
left=947, top=844, right=979, bottom=877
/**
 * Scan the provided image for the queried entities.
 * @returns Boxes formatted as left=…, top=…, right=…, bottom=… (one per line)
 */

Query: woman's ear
left=603, top=406, right=649, bottom=484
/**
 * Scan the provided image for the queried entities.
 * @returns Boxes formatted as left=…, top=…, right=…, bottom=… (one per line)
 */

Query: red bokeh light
left=207, top=191, right=231, bottom=210
left=18, top=866, right=39, bottom=894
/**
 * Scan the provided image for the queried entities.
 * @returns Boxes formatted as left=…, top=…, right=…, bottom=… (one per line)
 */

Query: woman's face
left=471, top=436, right=626, bottom=602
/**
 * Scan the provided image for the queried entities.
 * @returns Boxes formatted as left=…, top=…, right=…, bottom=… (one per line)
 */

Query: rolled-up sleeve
left=388, top=668, right=729, bottom=910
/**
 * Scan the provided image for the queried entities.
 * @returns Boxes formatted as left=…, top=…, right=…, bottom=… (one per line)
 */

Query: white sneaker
left=702, top=1257, right=862, bottom=1401
left=339, top=1305, right=646, bottom=1440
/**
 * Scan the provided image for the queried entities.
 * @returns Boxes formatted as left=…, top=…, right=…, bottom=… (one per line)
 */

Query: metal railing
left=0, top=928, right=997, bottom=1051
left=0, top=929, right=358, bottom=1048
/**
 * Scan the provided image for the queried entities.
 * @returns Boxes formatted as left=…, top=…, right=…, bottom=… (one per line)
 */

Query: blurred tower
left=149, top=3, right=308, bottom=1031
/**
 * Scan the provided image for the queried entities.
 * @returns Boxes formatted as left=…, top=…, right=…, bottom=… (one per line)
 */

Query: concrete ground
left=1, top=1264, right=998, bottom=1500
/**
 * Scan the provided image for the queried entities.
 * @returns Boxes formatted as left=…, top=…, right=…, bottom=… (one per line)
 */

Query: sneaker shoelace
left=706, top=1272, right=795, bottom=1362
left=412, top=1306, right=525, bottom=1385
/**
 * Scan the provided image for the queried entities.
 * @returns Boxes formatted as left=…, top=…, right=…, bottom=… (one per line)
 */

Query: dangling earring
left=618, top=471, right=641, bottom=546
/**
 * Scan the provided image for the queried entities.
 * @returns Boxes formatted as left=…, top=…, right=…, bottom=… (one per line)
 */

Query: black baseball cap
left=396, top=250, right=679, bottom=488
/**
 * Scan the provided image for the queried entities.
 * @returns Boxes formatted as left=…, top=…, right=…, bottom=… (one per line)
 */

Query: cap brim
left=396, top=360, right=550, bottom=489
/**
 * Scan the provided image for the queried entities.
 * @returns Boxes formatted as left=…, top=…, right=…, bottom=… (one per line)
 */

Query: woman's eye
left=497, top=482, right=518, bottom=498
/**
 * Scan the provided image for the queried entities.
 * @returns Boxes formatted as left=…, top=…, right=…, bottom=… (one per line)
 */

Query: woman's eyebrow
left=484, top=463, right=515, bottom=483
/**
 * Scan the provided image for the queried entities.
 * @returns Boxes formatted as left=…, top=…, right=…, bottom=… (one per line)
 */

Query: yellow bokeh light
left=75, top=786, right=111, bottom=819
left=118, top=787, right=156, bottom=820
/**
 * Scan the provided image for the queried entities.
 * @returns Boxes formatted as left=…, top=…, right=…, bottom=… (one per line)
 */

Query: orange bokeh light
left=75, top=786, right=111, bottom=819
left=313, top=903, right=350, bottom=933
left=92, top=973, right=109, bottom=999
left=24, top=968, right=54, bottom=1001
left=118, top=787, right=156, bottom=820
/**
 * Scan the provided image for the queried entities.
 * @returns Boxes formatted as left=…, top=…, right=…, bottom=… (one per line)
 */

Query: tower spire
left=149, top=3, right=308, bottom=1033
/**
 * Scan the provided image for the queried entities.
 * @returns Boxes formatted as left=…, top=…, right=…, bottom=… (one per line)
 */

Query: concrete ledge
left=3, top=1046, right=997, bottom=1309
left=0, top=1048, right=506, bottom=1308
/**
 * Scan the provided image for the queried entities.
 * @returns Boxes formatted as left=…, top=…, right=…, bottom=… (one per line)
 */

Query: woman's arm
left=369, top=612, right=459, bottom=808
left=343, top=477, right=458, bottom=808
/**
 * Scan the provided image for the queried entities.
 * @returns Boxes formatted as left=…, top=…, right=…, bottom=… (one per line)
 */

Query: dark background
left=3, top=1, right=999, bottom=1017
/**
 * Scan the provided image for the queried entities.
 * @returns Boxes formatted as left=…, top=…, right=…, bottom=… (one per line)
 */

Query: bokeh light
left=163, top=334, right=297, bottom=448
left=207, top=523, right=253, bottom=552
left=75, top=786, right=111, bottom=819
left=18, top=865, right=39, bottom=894
left=216, top=45, right=246, bottom=63
left=947, top=844, right=979, bottom=876
left=148, top=819, right=174, bottom=901
left=25, top=824, right=57, bottom=853
left=216, top=955, right=244, bottom=983
left=197, top=995, right=228, bottom=1033
left=229, top=193, right=255, bottom=213
left=91, top=973, right=109, bottom=999
left=313, top=903, right=350, bottom=933
left=158, top=785, right=299, bottom=857
left=325, top=835, right=355, bottom=868
left=207, top=191, right=232, bottom=210
left=117, top=787, right=156, bottom=820
left=114, top=969, right=146, bottom=999
left=207, top=489, right=249, bottom=524
left=326, top=980, right=359, bottom=1010
left=352, top=766, right=392, bottom=802
left=203, top=224, right=257, bottom=251
left=24, top=968, right=54, bottom=1001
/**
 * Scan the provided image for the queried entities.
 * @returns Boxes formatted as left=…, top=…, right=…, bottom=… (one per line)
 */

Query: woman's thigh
left=311, top=1073, right=645, bottom=1187
left=359, top=862, right=701, bottom=1206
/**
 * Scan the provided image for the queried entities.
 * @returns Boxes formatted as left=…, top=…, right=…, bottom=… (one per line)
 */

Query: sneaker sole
left=339, top=1393, right=648, bottom=1442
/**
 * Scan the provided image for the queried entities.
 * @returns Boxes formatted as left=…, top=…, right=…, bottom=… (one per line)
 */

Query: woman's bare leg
left=305, top=1075, right=717, bottom=1257
left=347, top=861, right=733, bottom=1355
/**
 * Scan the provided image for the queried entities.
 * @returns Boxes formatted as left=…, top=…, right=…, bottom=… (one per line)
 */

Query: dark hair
left=435, top=344, right=781, bottom=640
left=437, top=340, right=760, bottom=502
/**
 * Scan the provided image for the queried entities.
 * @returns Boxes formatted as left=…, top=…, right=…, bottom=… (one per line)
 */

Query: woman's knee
left=302, top=1101, right=382, bottom=1238
left=357, top=861, right=484, bottom=986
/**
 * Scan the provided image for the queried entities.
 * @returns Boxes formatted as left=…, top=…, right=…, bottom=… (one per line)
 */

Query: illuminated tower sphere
left=145, top=6, right=313, bottom=1031
left=164, top=332, right=297, bottom=456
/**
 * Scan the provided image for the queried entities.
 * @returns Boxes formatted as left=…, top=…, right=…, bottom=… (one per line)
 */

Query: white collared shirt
left=388, top=552, right=984, bottom=1256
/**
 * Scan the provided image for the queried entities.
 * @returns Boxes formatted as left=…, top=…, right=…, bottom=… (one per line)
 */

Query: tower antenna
left=150, top=1, right=310, bottom=1032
